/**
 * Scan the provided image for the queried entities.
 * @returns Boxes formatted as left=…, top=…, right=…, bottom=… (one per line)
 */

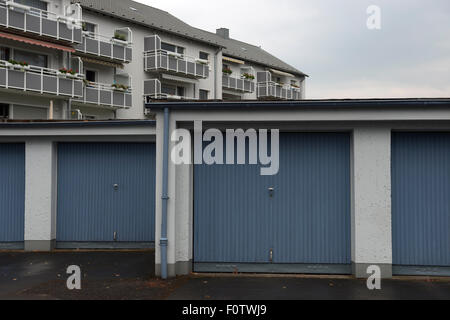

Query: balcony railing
left=0, top=1, right=82, bottom=43
left=72, top=81, right=132, bottom=109
left=257, top=82, right=302, bottom=100
left=144, top=50, right=209, bottom=79
left=143, top=79, right=195, bottom=102
left=75, top=30, right=132, bottom=63
left=222, top=75, right=255, bottom=93
left=0, top=60, right=83, bottom=97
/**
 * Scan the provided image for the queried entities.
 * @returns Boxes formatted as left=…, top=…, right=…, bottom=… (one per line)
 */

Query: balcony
left=256, top=71, right=301, bottom=100
left=73, top=81, right=132, bottom=109
left=0, top=1, right=82, bottom=44
left=144, top=35, right=209, bottom=79
left=0, top=59, right=83, bottom=98
left=257, top=82, right=301, bottom=100
left=222, top=75, right=255, bottom=93
left=144, top=79, right=195, bottom=102
left=75, top=28, right=133, bottom=63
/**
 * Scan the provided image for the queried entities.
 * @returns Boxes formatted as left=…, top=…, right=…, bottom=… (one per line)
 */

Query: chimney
left=216, top=28, right=230, bottom=39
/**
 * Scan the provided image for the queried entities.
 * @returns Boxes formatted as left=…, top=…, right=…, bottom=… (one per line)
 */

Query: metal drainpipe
left=214, top=48, right=221, bottom=99
left=160, top=107, right=170, bottom=279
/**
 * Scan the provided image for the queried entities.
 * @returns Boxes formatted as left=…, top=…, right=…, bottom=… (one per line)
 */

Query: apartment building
left=0, top=0, right=307, bottom=120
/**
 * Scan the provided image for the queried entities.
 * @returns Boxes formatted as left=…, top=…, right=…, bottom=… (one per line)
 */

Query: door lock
left=268, top=187, right=274, bottom=197
left=113, top=184, right=119, bottom=191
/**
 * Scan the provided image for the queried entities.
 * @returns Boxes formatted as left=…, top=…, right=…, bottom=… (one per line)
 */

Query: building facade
left=1, top=99, right=449, bottom=280
left=0, top=0, right=307, bottom=121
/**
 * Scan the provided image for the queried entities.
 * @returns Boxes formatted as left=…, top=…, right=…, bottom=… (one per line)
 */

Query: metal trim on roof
left=145, top=98, right=450, bottom=110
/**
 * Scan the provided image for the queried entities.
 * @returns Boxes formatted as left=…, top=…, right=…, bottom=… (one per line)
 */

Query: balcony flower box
left=112, top=32, right=128, bottom=43
left=59, top=68, right=78, bottom=78
left=241, top=73, right=255, bottom=80
left=222, top=68, right=232, bottom=75
left=111, top=37, right=128, bottom=46
left=111, top=83, right=130, bottom=92
left=8, top=60, right=30, bottom=71
left=195, top=58, right=209, bottom=65
left=167, top=51, right=183, bottom=59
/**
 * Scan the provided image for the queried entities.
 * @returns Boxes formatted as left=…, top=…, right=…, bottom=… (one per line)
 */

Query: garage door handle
left=268, top=187, right=274, bottom=197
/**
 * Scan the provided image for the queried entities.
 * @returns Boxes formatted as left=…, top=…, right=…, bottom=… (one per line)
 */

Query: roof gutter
left=145, top=99, right=450, bottom=111
left=160, top=108, right=170, bottom=280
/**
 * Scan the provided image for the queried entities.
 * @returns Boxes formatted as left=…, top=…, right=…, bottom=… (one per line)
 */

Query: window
left=0, top=104, right=9, bottom=119
left=15, top=0, right=48, bottom=11
left=199, top=89, right=209, bottom=100
left=83, top=22, right=97, bottom=35
left=161, top=84, right=176, bottom=96
left=14, top=50, right=47, bottom=68
left=161, top=84, right=185, bottom=97
left=0, top=47, right=10, bottom=61
left=161, top=42, right=185, bottom=55
left=199, top=52, right=209, bottom=60
left=85, top=70, right=96, bottom=82
left=177, top=86, right=185, bottom=97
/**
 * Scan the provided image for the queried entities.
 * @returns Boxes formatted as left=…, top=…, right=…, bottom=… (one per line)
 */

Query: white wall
left=24, top=139, right=57, bottom=251
left=352, top=127, right=392, bottom=278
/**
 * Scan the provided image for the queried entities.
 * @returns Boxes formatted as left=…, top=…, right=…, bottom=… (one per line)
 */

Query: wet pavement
left=0, top=251, right=449, bottom=300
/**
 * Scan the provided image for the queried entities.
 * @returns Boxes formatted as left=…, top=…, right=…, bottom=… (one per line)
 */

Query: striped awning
left=223, top=56, right=245, bottom=65
left=0, top=32, right=75, bottom=53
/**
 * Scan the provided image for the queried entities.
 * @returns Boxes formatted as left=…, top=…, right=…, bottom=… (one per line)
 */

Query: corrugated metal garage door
left=0, top=143, right=25, bottom=248
left=392, top=133, right=450, bottom=276
left=56, top=143, right=156, bottom=248
left=194, top=133, right=351, bottom=274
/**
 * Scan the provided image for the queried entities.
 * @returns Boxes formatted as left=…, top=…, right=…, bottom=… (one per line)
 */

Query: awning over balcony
left=80, top=56, right=124, bottom=69
left=162, top=73, right=198, bottom=84
left=223, top=56, right=245, bottom=65
left=269, top=68, right=295, bottom=78
left=0, top=32, right=76, bottom=53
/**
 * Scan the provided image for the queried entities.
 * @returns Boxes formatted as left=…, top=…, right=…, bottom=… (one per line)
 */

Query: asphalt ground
left=0, top=251, right=448, bottom=300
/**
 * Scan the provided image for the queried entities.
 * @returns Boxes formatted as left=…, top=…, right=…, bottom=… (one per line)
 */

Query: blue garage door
left=0, top=144, right=25, bottom=248
left=392, top=133, right=450, bottom=275
left=194, top=133, right=351, bottom=274
left=57, top=143, right=156, bottom=248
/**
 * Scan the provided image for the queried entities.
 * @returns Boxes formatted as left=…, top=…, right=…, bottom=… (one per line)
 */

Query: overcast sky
left=135, top=0, right=450, bottom=99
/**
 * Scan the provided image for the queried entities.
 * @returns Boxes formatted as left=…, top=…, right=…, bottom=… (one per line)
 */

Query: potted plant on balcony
left=222, top=67, right=232, bottom=76
left=111, top=83, right=129, bottom=92
left=8, top=60, right=30, bottom=71
left=241, top=73, right=255, bottom=80
left=112, top=32, right=128, bottom=44
left=58, top=68, right=78, bottom=79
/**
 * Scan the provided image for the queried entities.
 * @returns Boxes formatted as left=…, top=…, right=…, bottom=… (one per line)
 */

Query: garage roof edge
left=0, top=120, right=157, bottom=127
left=145, top=98, right=450, bottom=110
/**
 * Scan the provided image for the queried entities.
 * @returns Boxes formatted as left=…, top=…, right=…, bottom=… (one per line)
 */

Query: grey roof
left=72, top=0, right=307, bottom=77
